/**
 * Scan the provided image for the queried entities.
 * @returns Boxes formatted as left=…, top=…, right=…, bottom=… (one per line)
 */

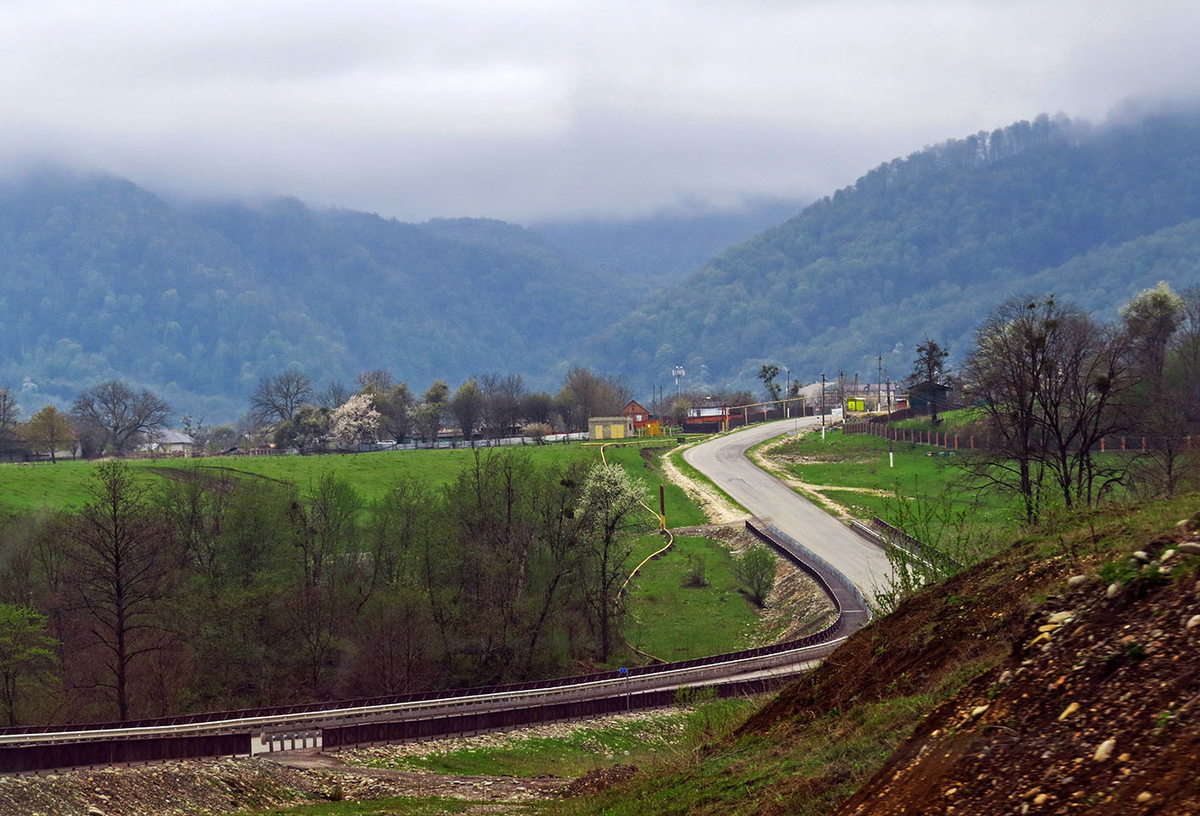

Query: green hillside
left=0, top=174, right=626, bottom=419
left=594, top=112, right=1200, bottom=386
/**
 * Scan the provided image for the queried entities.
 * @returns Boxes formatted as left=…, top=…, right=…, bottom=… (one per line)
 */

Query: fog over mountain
left=7, top=109, right=1200, bottom=421
left=4, top=2, right=1200, bottom=222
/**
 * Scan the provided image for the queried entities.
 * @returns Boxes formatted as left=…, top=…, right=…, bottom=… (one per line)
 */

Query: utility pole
left=783, top=365, right=790, bottom=418
left=877, top=355, right=883, bottom=412
left=820, top=372, right=826, bottom=439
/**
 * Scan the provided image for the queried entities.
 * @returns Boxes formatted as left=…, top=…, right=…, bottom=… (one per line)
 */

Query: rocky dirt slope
left=838, top=528, right=1200, bottom=814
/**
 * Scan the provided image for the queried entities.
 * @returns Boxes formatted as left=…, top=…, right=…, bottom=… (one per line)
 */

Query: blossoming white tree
left=330, top=393, right=382, bottom=448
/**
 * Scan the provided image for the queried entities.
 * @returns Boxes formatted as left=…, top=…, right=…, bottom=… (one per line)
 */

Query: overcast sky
left=3, top=0, right=1199, bottom=223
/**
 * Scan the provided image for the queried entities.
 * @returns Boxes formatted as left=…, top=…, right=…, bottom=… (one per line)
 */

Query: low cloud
left=2, top=0, right=1199, bottom=221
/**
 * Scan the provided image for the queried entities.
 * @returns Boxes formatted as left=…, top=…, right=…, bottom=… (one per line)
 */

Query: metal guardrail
left=744, top=519, right=872, bottom=628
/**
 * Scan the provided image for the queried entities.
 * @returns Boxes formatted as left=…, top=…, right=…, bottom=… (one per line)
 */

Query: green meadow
left=0, top=443, right=597, bottom=513
left=763, top=429, right=1014, bottom=527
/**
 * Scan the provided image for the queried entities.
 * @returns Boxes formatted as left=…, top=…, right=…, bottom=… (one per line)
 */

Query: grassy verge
left=624, top=536, right=764, bottom=661
left=764, top=429, right=1014, bottom=527
left=885, top=407, right=982, bottom=431
left=348, top=697, right=759, bottom=779
left=551, top=689, right=957, bottom=816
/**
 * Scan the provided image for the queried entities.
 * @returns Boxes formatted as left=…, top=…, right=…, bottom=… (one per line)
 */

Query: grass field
left=0, top=440, right=718, bottom=523
left=764, top=429, right=1014, bottom=527
left=0, top=443, right=599, bottom=514
left=624, top=535, right=762, bottom=661
left=885, top=407, right=983, bottom=431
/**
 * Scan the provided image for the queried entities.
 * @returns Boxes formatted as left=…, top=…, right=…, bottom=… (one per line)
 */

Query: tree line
left=0, top=366, right=635, bottom=460
left=0, top=451, right=647, bottom=726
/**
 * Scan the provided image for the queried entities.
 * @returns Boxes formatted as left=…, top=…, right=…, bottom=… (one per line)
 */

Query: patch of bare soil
left=0, top=752, right=568, bottom=816
left=275, top=749, right=567, bottom=803
left=559, top=764, right=639, bottom=798
left=836, top=532, right=1200, bottom=815
left=661, top=447, right=745, bottom=525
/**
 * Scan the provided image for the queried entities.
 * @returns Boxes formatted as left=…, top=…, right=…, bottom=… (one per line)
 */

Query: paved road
left=684, top=417, right=893, bottom=602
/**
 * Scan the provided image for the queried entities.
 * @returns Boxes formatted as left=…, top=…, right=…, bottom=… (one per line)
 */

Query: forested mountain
left=0, top=173, right=633, bottom=419
left=8, top=110, right=1200, bottom=419
left=592, top=111, right=1200, bottom=387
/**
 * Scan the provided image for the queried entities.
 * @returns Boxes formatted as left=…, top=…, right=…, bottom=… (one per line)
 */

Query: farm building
left=588, top=416, right=633, bottom=441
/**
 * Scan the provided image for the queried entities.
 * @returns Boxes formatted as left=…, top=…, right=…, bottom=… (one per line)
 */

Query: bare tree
left=0, top=386, right=18, bottom=437
left=909, top=337, right=950, bottom=424
left=71, top=381, right=171, bottom=455
left=556, top=368, right=633, bottom=431
left=520, top=391, right=555, bottom=428
left=1171, top=285, right=1200, bottom=425
left=248, top=371, right=313, bottom=426
left=962, top=297, right=1131, bottom=521
left=961, top=298, right=1058, bottom=524
left=450, top=379, right=484, bottom=444
left=316, top=380, right=351, bottom=409
left=480, top=373, right=525, bottom=442
left=1031, top=312, right=1131, bottom=508
left=70, top=461, right=176, bottom=720
left=357, top=370, right=395, bottom=393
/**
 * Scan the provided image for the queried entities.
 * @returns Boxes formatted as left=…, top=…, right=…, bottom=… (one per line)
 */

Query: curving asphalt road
left=684, top=417, right=893, bottom=602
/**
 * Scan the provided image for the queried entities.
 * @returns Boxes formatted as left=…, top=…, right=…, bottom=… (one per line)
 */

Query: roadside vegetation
left=347, top=698, right=757, bottom=779
left=557, top=491, right=1200, bottom=815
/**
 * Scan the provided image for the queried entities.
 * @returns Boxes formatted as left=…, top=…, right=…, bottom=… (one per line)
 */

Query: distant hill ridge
left=6, top=110, right=1200, bottom=418
left=0, top=170, right=800, bottom=420
left=592, top=110, right=1200, bottom=387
